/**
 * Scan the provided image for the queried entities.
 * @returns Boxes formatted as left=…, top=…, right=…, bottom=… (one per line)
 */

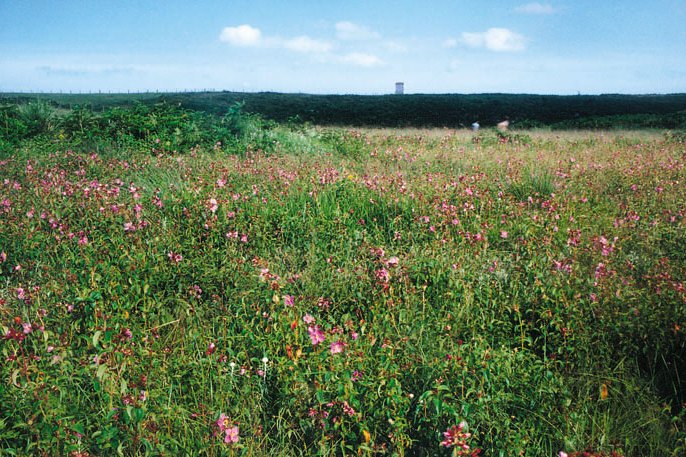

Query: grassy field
left=1, top=104, right=686, bottom=456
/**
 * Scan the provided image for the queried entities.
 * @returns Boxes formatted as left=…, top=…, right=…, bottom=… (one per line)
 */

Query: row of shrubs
left=0, top=101, right=296, bottom=155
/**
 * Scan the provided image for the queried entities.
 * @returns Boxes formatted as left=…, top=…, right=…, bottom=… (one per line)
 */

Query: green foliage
left=0, top=104, right=29, bottom=144
left=664, top=129, right=686, bottom=144
left=4, top=91, right=686, bottom=129
left=1, top=116, right=685, bottom=456
left=508, top=170, right=555, bottom=201
left=18, top=100, right=57, bottom=137
left=472, top=128, right=532, bottom=146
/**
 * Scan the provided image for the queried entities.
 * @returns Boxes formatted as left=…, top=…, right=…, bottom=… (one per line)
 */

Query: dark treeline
left=2, top=91, right=686, bottom=129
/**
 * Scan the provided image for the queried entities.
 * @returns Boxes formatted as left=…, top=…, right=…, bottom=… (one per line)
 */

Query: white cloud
left=219, top=24, right=262, bottom=47
left=515, top=3, right=555, bottom=14
left=339, top=52, right=384, bottom=67
left=461, top=28, right=526, bottom=52
left=218, top=23, right=383, bottom=66
left=335, top=21, right=380, bottom=41
left=283, top=36, right=332, bottom=53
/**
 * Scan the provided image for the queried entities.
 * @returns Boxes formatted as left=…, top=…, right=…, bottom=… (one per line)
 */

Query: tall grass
left=1, top=107, right=685, bottom=456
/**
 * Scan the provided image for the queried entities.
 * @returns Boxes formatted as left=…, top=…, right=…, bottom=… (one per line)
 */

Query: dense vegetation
left=2, top=91, right=686, bottom=129
left=1, top=103, right=686, bottom=456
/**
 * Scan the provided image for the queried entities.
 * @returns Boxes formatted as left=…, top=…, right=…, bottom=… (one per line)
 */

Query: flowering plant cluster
left=440, top=422, right=481, bottom=457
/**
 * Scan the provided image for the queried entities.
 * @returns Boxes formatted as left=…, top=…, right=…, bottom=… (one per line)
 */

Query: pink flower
left=16, top=288, right=26, bottom=300
left=224, top=425, right=239, bottom=443
left=216, top=413, right=230, bottom=431
left=303, top=313, right=315, bottom=325
left=342, top=401, right=356, bottom=416
left=208, top=198, right=218, bottom=213
left=283, top=295, right=295, bottom=307
left=168, top=251, right=183, bottom=264
left=375, top=268, right=390, bottom=283
left=500, top=231, right=508, bottom=239
left=440, top=422, right=476, bottom=455
left=330, top=340, right=346, bottom=355
left=308, top=325, right=326, bottom=345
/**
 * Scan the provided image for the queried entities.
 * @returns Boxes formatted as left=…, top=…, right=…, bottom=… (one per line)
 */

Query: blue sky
left=1, top=0, right=685, bottom=94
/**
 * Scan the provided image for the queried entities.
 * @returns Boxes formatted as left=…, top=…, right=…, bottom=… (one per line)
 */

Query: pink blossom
left=224, top=426, right=239, bottom=444
left=216, top=413, right=230, bottom=431
left=308, top=325, right=326, bottom=345
left=500, top=231, right=508, bottom=239
left=440, top=422, right=477, bottom=455
left=375, top=268, right=390, bottom=283
left=303, top=313, right=315, bottom=325
left=330, top=340, right=346, bottom=354
left=208, top=198, right=218, bottom=213
left=168, top=251, right=183, bottom=264
left=342, top=401, right=356, bottom=416
left=283, top=295, right=295, bottom=307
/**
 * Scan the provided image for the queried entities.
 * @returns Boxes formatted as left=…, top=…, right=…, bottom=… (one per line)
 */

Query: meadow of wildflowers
left=1, top=106, right=685, bottom=456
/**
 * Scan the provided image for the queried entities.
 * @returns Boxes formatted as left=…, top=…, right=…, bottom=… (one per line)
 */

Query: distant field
left=2, top=91, right=686, bottom=129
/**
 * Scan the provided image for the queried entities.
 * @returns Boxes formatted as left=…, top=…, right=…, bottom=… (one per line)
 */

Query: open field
left=1, top=103, right=686, bottom=456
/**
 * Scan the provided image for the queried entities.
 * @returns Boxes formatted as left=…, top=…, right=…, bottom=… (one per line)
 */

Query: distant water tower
left=395, top=82, right=404, bottom=95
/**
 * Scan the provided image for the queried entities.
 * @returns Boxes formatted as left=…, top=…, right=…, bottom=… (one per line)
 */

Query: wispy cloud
left=283, top=36, right=332, bottom=53
left=443, top=38, right=458, bottom=48
left=460, top=28, right=526, bottom=52
left=38, top=64, right=137, bottom=76
left=335, top=21, right=380, bottom=41
left=514, top=3, right=556, bottom=14
left=338, top=52, right=384, bottom=67
left=219, top=23, right=383, bottom=66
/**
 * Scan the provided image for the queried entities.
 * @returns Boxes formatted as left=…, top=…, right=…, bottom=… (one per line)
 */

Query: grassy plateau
left=0, top=101, right=686, bottom=456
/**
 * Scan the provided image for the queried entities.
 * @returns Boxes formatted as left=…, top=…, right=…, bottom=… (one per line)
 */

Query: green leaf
left=93, top=330, right=102, bottom=348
